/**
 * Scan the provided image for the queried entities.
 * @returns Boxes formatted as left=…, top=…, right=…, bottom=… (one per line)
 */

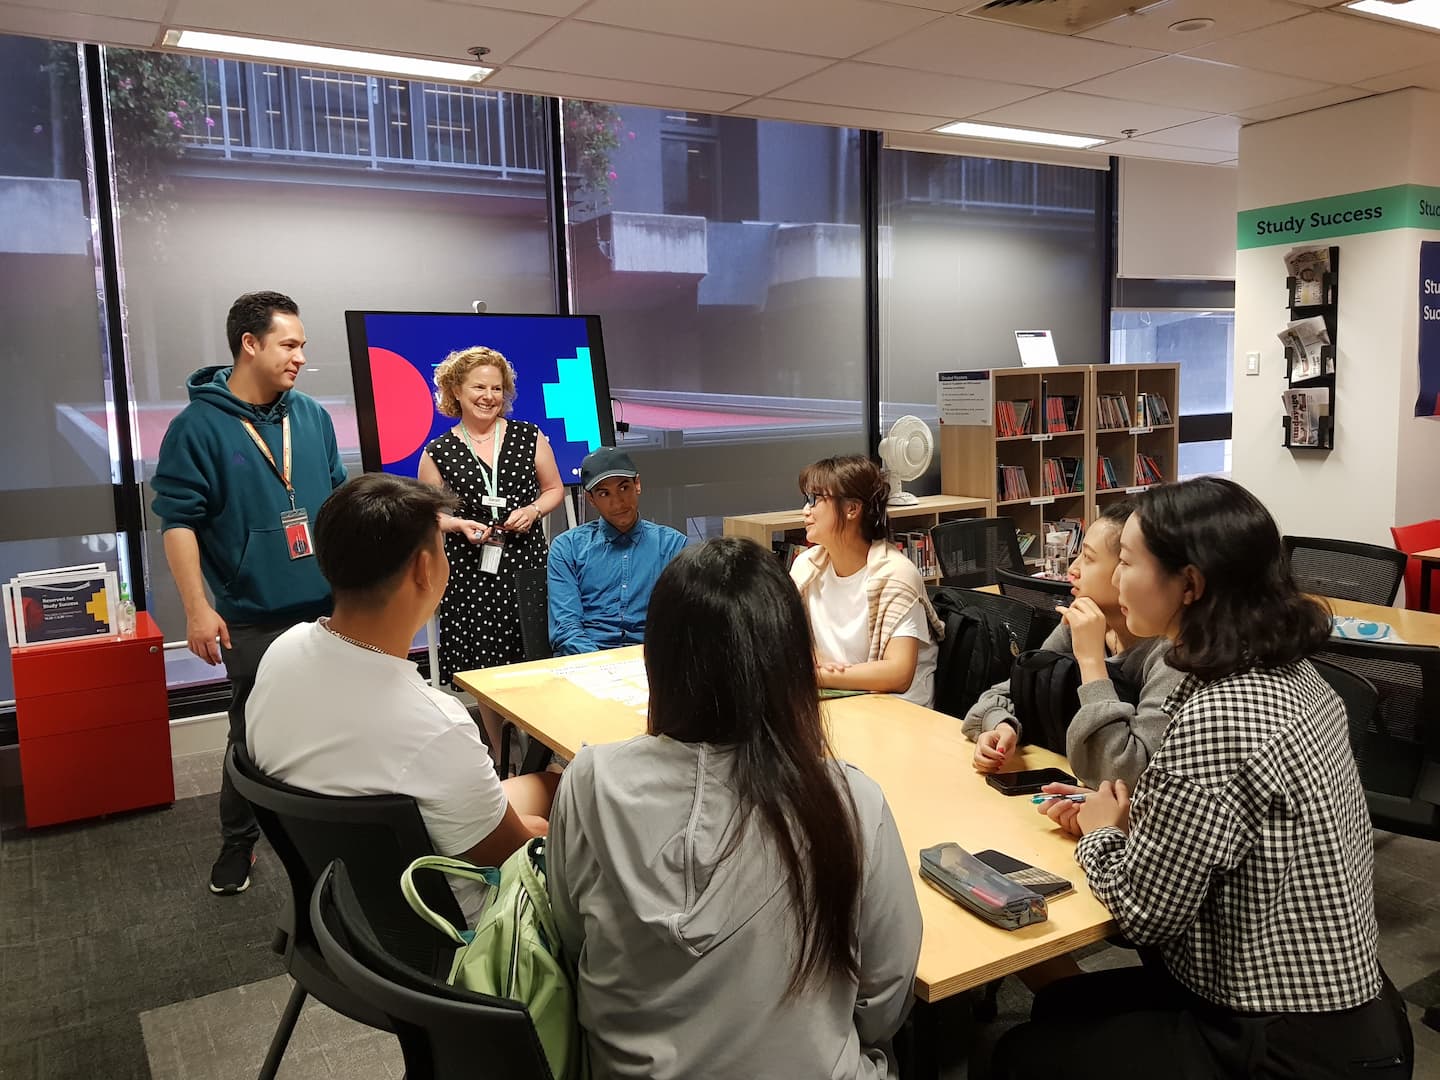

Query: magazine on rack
left=1282, top=387, right=1330, bottom=446
left=1285, top=247, right=1332, bottom=307
left=1277, top=316, right=1331, bottom=380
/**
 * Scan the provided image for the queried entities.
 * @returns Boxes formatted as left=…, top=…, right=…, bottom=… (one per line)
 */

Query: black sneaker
left=209, top=843, right=256, bottom=895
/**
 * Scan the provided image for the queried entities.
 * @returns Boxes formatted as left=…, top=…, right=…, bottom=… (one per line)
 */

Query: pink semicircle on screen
left=369, top=347, right=436, bottom=465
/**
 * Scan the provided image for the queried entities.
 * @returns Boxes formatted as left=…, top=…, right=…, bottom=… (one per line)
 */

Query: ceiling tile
left=482, top=67, right=750, bottom=111
left=576, top=0, right=941, bottom=59
left=770, top=61, right=1040, bottom=118
left=1358, top=61, right=1440, bottom=93
left=170, top=0, right=556, bottom=63
left=1189, top=10, right=1440, bottom=85
left=1070, top=55, right=1330, bottom=113
left=2, top=0, right=167, bottom=19
left=1131, top=114, right=1241, bottom=151
left=972, top=89, right=1214, bottom=138
left=1080, top=0, right=1308, bottom=51
left=857, top=14, right=1159, bottom=87
left=507, top=21, right=832, bottom=96
left=1104, top=140, right=1237, bottom=164
left=737, top=97, right=951, bottom=132
left=436, top=0, right=588, bottom=14
left=871, top=0, right=972, bottom=9
left=0, top=3, right=159, bottom=45
left=1233, top=84, right=1374, bottom=121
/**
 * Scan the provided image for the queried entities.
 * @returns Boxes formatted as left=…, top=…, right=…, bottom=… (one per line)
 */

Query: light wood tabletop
left=456, top=646, right=1116, bottom=1003
left=1325, top=596, right=1440, bottom=646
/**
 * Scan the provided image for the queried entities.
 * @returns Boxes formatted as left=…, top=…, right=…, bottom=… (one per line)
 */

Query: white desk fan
left=878, top=415, right=932, bottom=506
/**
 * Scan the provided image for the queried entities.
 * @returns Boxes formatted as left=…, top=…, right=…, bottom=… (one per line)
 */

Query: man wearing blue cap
left=547, top=447, right=688, bottom=655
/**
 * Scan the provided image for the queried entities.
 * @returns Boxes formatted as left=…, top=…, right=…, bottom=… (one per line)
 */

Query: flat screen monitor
left=344, top=311, right=614, bottom=484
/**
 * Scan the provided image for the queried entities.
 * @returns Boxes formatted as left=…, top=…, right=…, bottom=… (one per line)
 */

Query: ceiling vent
left=965, top=0, right=1159, bottom=35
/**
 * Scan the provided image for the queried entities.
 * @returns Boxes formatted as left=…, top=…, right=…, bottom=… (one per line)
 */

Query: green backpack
left=400, top=837, right=584, bottom=1080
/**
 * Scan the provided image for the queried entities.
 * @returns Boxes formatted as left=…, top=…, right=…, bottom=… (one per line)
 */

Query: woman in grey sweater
left=547, top=538, right=922, bottom=1080
left=962, top=500, right=1181, bottom=788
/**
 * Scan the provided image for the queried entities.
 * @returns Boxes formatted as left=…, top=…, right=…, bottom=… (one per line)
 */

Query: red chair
left=1390, top=519, right=1440, bottom=612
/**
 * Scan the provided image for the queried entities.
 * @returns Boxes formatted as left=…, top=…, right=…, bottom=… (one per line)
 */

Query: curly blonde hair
left=433, top=346, right=518, bottom=419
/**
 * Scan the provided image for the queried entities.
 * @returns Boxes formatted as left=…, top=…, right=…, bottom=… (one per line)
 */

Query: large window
left=1111, top=308, right=1235, bottom=478
left=878, top=150, right=1110, bottom=492
left=563, top=104, right=866, bottom=535
left=0, top=38, right=128, bottom=709
left=103, top=48, right=557, bottom=687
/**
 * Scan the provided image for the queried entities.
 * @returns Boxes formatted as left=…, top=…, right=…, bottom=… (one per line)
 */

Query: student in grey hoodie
left=547, top=537, right=923, bottom=1080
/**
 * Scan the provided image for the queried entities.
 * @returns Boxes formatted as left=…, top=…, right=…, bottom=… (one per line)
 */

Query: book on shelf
left=1043, top=517, right=1085, bottom=560
left=1096, top=393, right=1132, bottom=429
left=1282, top=387, right=1330, bottom=446
left=1285, top=246, right=1332, bottom=307
left=894, top=531, right=938, bottom=578
left=1041, top=456, right=1085, bottom=496
left=772, top=539, right=813, bottom=570
left=1135, top=392, right=1172, bottom=427
left=1096, top=455, right=1119, bottom=490
left=1134, top=453, right=1164, bottom=486
left=995, top=399, right=1034, bottom=437
left=997, top=464, right=1031, bottom=501
left=1016, top=531, right=1038, bottom=557
left=1042, top=395, right=1081, bottom=432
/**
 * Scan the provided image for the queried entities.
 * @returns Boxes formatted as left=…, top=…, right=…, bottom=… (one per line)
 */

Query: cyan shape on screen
left=541, top=347, right=601, bottom=450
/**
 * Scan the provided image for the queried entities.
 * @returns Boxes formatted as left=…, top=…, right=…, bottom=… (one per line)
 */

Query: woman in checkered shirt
left=992, top=477, right=1412, bottom=1080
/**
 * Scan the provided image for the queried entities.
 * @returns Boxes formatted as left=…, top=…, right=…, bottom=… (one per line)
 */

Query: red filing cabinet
left=11, top=611, right=174, bottom=827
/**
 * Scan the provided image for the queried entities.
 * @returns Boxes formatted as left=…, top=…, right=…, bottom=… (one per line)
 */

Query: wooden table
left=1410, top=547, right=1440, bottom=614
left=1326, top=596, right=1440, bottom=645
left=456, top=646, right=1115, bottom=1005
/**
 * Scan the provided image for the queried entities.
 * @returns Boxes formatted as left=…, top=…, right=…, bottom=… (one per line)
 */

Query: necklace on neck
left=320, top=617, right=387, bottom=656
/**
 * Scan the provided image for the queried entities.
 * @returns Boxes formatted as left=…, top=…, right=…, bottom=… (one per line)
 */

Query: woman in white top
left=789, top=455, right=942, bottom=707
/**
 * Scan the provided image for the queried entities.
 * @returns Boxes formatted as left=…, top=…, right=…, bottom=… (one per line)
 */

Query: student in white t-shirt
left=788, top=455, right=942, bottom=707
left=247, top=472, right=557, bottom=927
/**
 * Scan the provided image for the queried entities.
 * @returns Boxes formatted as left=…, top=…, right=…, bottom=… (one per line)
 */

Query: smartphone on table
left=973, top=849, right=1074, bottom=899
left=984, top=767, right=1076, bottom=796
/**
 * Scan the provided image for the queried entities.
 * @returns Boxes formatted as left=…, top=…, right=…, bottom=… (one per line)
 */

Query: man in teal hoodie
left=151, top=291, right=346, bottom=896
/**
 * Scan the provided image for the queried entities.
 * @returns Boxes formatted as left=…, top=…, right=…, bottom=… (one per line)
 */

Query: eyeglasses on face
left=802, top=491, right=832, bottom=508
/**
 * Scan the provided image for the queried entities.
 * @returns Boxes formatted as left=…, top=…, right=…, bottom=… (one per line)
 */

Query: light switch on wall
left=1245, top=351, right=1261, bottom=376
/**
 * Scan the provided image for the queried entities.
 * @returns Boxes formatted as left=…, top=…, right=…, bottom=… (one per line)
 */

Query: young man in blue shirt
left=547, top=448, right=688, bottom=655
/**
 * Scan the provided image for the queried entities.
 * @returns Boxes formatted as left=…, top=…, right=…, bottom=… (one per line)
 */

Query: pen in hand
left=1031, top=793, right=1087, bottom=804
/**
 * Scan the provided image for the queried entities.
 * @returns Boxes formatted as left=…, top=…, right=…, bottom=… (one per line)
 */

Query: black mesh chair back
left=1310, top=640, right=1440, bottom=840
left=313, top=860, right=554, bottom=1080
left=929, top=586, right=1059, bottom=661
left=514, top=566, right=553, bottom=662
left=995, top=567, right=1073, bottom=611
left=930, top=517, right=1025, bottom=589
left=1283, top=535, right=1407, bottom=606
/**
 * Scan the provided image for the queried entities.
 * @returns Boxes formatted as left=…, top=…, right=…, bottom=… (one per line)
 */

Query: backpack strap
left=513, top=838, right=564, bottom=953
left=401, top=855, right=502, bottom=945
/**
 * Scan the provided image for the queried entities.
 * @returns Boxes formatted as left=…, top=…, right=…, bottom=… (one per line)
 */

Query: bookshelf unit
left=722, top=494, right=990, bottom=584
left=941, top=363, right=1180, bottom=562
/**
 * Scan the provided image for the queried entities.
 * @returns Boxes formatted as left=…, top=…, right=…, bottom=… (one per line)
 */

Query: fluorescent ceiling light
left=162, top=29, right=493, bottom=84
left=932, top=120, right=1107, bottom=149
left=1345, top=0, right=1440, bottom=31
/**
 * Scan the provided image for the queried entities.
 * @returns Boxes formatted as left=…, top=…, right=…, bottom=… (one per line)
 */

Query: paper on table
left=558, top=657, right=650, bottom=710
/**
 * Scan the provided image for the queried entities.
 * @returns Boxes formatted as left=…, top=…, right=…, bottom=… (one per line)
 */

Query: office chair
left=995, top=566, right=1073, bottom=611
left=1283, top=535, right=1407, bottom=607
left=1312, top=640, right=1440, bottom=842
left=929, top=517, right=1025, bottom=589
left=312, top=860, right=554, bottom=1080
left=225, top=746, right=465, bottom=1080
left=1390, top=519, right=1440, bottom=612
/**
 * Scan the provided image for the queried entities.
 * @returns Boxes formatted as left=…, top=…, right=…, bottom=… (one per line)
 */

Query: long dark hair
left=799, top=455, right=890, bottom=542
left=645, top=538, right=861, bottom=995
left=1134, top=477, right=1330, bottom=680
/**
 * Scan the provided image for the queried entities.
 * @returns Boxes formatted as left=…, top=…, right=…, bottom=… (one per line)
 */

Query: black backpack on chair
left=930, top=588, right=1024, bottom=720
left=1009, top=650, right=1140, bottom=756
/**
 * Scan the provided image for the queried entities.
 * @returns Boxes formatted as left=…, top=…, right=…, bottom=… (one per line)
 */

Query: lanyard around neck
left=241, top=415, right=296, bottom=510
left=459, top=421, right=503, bottom=504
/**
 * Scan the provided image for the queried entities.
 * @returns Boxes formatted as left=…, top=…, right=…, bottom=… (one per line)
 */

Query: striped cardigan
left=790, top=540, right=945, bottom=662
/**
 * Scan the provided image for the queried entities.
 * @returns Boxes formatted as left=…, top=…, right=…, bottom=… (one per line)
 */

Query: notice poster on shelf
left=937, top=370, right=992, bottom=426
left=3, top=565, right=117, bottom=648
left=1417, top=240, right=1440, bottom=418
left=1015, top=330, right=1059, bottom=367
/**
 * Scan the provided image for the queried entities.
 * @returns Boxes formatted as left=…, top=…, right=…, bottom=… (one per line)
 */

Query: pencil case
left=919, top=842, right=1048, bottom=931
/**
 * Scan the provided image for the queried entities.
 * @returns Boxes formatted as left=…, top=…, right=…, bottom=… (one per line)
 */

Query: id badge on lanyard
left=242, top=415, right=313, bottom=560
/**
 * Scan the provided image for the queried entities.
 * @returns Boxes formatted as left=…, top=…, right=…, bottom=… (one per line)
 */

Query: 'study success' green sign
left=1238, top=184, right=1440, bottom=248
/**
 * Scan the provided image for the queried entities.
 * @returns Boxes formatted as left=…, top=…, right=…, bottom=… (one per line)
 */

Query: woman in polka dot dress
left=418, top=346, right=565, bottom=692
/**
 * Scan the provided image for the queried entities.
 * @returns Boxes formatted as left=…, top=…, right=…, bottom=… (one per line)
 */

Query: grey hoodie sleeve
left=959, top=623, right=1072, bottom=742
left=1065, top=641, right=1182, bottom=789
left=545, top=750, right=589, bottom=972
left=852, top=787, right=922, bottom=1050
